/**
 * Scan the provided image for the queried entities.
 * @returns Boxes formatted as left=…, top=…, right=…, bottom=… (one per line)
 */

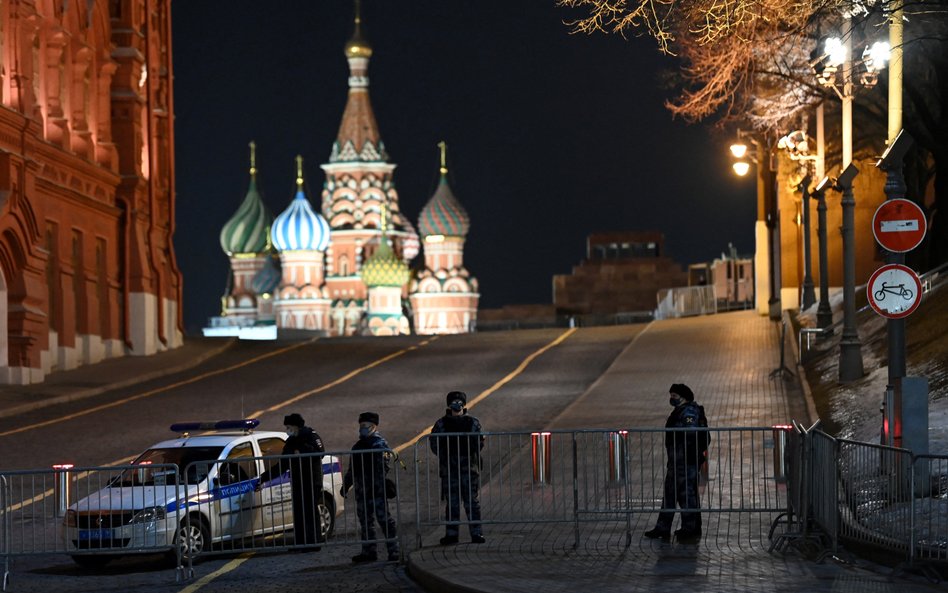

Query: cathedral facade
left=0, top=1, right=181, bottom=384
left=211, top=9, right=478, bottom=338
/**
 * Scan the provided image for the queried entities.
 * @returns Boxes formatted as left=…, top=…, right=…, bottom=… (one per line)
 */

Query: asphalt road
left=0, top=325, right=645, bottom=593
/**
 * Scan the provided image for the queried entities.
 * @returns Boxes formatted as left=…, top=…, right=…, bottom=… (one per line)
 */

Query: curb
left=0, top=338, right=237, bottom=420
left=406, top=553, right=489, bottom=593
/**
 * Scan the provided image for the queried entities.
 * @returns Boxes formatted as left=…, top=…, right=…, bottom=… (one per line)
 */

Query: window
left=258, top=437, right=286, bottom=458
left=219, top=442, right=257, bottom=485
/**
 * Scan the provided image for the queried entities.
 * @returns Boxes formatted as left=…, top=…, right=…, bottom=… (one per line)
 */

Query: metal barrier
left=655, top=286, right=717, bottom=320
left=911, top=455, right=948, bottom=563
left=176, top=449, right=400, bottom=575
left=0, top=463, right=183, bottom=589
left=413, top=428, right=787, bottom=548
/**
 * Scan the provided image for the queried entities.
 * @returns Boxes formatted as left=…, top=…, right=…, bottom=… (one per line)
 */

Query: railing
left=655, top=286, right=717, bottom=320
left=413, top=428, right=787, bottom=548
left=798, top=261, right=948, bottom=359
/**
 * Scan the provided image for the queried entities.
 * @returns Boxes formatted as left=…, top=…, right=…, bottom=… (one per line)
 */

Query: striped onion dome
left=271, top=156, right=331, bottom=252
left=220, top=143, right=273, bottom=256
left=361, top=239, right=410, bottom=288
left=251, top=253, right=281, bottom=295
left=418, top=144, right=469, bottom=238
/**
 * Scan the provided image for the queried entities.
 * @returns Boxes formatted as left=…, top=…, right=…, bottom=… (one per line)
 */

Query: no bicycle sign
left=867, top=264, right=923, bottom=319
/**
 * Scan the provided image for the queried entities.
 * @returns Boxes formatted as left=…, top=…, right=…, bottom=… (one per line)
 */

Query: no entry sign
left=867, top=264, right=923, bottom=319
left=872, top=199, right=927, bottom=253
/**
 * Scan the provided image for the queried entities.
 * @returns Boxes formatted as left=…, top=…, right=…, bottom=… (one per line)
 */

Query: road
left=0, top=325, right=645, bottom=593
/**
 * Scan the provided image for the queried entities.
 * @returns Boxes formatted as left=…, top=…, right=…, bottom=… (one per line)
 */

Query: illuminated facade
left=0, top=0, right=182, bottom=384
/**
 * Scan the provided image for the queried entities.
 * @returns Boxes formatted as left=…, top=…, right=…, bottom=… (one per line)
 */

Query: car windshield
left=114, top=446, right=225, bottom=486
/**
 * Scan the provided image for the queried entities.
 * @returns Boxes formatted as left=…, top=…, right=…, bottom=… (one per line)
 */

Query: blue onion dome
left=361, top=239, right=410, bottom=288
left=418, top=142, right=469, bottom=238
left=251, top=251, right=281, bottom=295
left=271, top=156, right=331, bottom=252
left=220, top=141, right=273, bottom=256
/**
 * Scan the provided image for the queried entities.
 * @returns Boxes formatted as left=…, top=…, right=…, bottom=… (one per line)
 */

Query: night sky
left=171, top=0, right=755, bottom=333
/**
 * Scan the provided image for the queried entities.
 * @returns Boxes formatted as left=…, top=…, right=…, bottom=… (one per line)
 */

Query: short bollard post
left=52, top=464, right=74, bottom=517
left=771, top=425, right=792, bottom=483
left=607, top=431, right=628, bottom=484
left=532, top=432, right=552, bottom=484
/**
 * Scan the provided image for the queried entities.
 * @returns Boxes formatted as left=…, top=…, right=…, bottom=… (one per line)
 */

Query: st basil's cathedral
left=209, top=8, right=479, bottom=338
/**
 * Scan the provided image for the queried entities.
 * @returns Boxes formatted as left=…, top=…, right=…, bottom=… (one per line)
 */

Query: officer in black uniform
left=341, top=412, right=399, bottom=563
left=430, top=391, right=485, bottom=544
left=258, top=413, right=325, bottom=548
left=644, top=383, right=710, bottom=542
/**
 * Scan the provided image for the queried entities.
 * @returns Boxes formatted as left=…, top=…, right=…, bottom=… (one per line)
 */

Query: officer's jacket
left=430, top=414, right=484, bottom=475
left=664, top=402, right=710, bottom=464
left=260, top=427, right=325, bottom=487
left=343, top=432, right=391, bottom=495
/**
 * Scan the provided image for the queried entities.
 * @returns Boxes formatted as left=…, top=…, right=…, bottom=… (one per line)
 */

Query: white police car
left=63, top=419, right=344, bottom=567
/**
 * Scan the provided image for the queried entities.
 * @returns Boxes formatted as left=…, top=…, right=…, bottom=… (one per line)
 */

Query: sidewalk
left=406, top=312, right=943, bottom=592
left=0, top=337, right=235, bottom=420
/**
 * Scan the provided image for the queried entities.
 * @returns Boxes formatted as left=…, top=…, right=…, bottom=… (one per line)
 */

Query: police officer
left=341, top=412, right=399, bottom=563
left=257, top=413, right=325, bottom=549
left=430, top=391, right=485, bottom=544
left=644, top=383, right=710, bottom=542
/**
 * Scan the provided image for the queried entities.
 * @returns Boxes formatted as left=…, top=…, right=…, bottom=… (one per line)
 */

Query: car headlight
left=64, top=509, right=77, bottom=527
left=129, top=506, right=166, bottom=524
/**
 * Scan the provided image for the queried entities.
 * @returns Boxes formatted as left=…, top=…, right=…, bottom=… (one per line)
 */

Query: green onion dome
left=418, top=143, right=469, bottom=238
left=220, top=143, right=273, bottom=256
left=361, top=239, right=410, bottom=288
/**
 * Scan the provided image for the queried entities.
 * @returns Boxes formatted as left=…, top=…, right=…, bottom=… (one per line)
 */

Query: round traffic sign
left=867, top=264, right=923, bottom=319
left=872, top=199, right=927, bottom=252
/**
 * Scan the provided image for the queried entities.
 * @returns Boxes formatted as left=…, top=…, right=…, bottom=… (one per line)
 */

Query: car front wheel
left=174, top=515, right=210, bottom=562
left=318, top=493, right=335, bottom=539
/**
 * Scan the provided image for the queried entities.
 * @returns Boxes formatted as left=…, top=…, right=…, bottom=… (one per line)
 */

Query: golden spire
left=345, top=0, right=373, bottom=58
left=295, top=155, right=304, bottom=189
left=438, top=141, right=448, bottom=175
left=249, top=141, right=257, bottom=177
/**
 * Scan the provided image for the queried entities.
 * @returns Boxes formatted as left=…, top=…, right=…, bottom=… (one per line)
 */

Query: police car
left=63, top=419, right=344, bottom=567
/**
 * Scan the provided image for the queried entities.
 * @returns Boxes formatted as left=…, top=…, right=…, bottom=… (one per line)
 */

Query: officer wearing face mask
left=341, top=412, right=399, bottom=563
left=430, top=391, right=485, bottom=544
left=644, top=384, right=710, bottom=542
left=257, top=413, right=325, bottom=549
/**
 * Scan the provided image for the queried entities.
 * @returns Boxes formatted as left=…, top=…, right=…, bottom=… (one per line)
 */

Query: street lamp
left=813, top=176, right=834, bottom=330
left=728, top=132, right=781, bottom=320
left=810, top=29, right=889, bottom=382
left=777, top=130, right=818, bottom=311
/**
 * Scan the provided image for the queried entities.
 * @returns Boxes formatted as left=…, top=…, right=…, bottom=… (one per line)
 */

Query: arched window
left=339, top=255, right=349, bottom=277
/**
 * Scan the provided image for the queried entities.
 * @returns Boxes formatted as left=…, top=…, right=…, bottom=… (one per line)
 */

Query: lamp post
left=777, top=130, right=818, bottom=311
left=813, top=176, right=834, bottom=330
left=835, top=163, right=864, bottom=382
left=730, top=135, right=781, bottom=320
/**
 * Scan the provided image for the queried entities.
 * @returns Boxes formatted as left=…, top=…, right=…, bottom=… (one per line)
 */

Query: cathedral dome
left=220, top=176, right=273, bottom=256
left=271, top=190, right=331, bottom=252
left=418, top=172, right=469, bottom=238
left=271, top=156, right=330, bottom=252
left=361, top=240, right=410, bottom=288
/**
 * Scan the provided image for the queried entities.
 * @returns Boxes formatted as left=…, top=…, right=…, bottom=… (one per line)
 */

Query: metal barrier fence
left=778, top=426, right=948, bottom=567
left=174, top=449, right=401, bottom=575
left=0, top=463, right=183, bottom=588
left=655, top=286, right=717, bottom=320
left=413, top=428, right=787, bottom=548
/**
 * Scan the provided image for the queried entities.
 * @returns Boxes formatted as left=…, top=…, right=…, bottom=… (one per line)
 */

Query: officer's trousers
left=442, top=471, right=481, bottom=537
left=655, top=460, right=701, bottom=533
left=355, top=490, right=398, bottom=556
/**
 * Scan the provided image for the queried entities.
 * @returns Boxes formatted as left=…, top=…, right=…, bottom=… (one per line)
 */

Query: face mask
left=669, top=397, right=682, bottom=408
left=359, top=426, right=374, bottom=438
left=448, top=401, right=464, bottom=412
left=285, top=426, right=299, bottom=437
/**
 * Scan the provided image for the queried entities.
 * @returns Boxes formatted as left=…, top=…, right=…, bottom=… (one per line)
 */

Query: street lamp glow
left=824, top=37, right=847, bottom=67
left=732, top=161, right=751, bottom=176
left=864, top=41, right=891, bottom=70
left=730, top=143, right=748, bottom=159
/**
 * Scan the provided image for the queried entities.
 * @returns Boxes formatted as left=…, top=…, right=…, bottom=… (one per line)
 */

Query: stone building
left=0, top=0, right=181, bottom=384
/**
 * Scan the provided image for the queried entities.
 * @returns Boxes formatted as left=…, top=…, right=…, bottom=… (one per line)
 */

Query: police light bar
left=170, top=419, right=260, bottom=433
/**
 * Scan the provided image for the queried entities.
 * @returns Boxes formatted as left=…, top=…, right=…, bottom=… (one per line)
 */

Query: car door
left=214, top=441, right=258, bottom=540
left=257, top=436, right=292, bottom=534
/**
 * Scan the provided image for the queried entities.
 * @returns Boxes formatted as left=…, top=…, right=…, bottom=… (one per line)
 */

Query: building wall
left=0, top=0, right=181, bottom=384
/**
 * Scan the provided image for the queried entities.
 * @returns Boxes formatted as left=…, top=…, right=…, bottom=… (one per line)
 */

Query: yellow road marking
left=394, top=328, right=577, bottom=454
left=0, top=340, right=317, bottom=438
left=177, top=554, right=253, bottom=593
left=248, top=336, right=440, bottom=418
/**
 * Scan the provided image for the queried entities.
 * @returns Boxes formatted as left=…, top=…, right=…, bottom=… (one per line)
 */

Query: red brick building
left=0, top=0, right=181, bottom=384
